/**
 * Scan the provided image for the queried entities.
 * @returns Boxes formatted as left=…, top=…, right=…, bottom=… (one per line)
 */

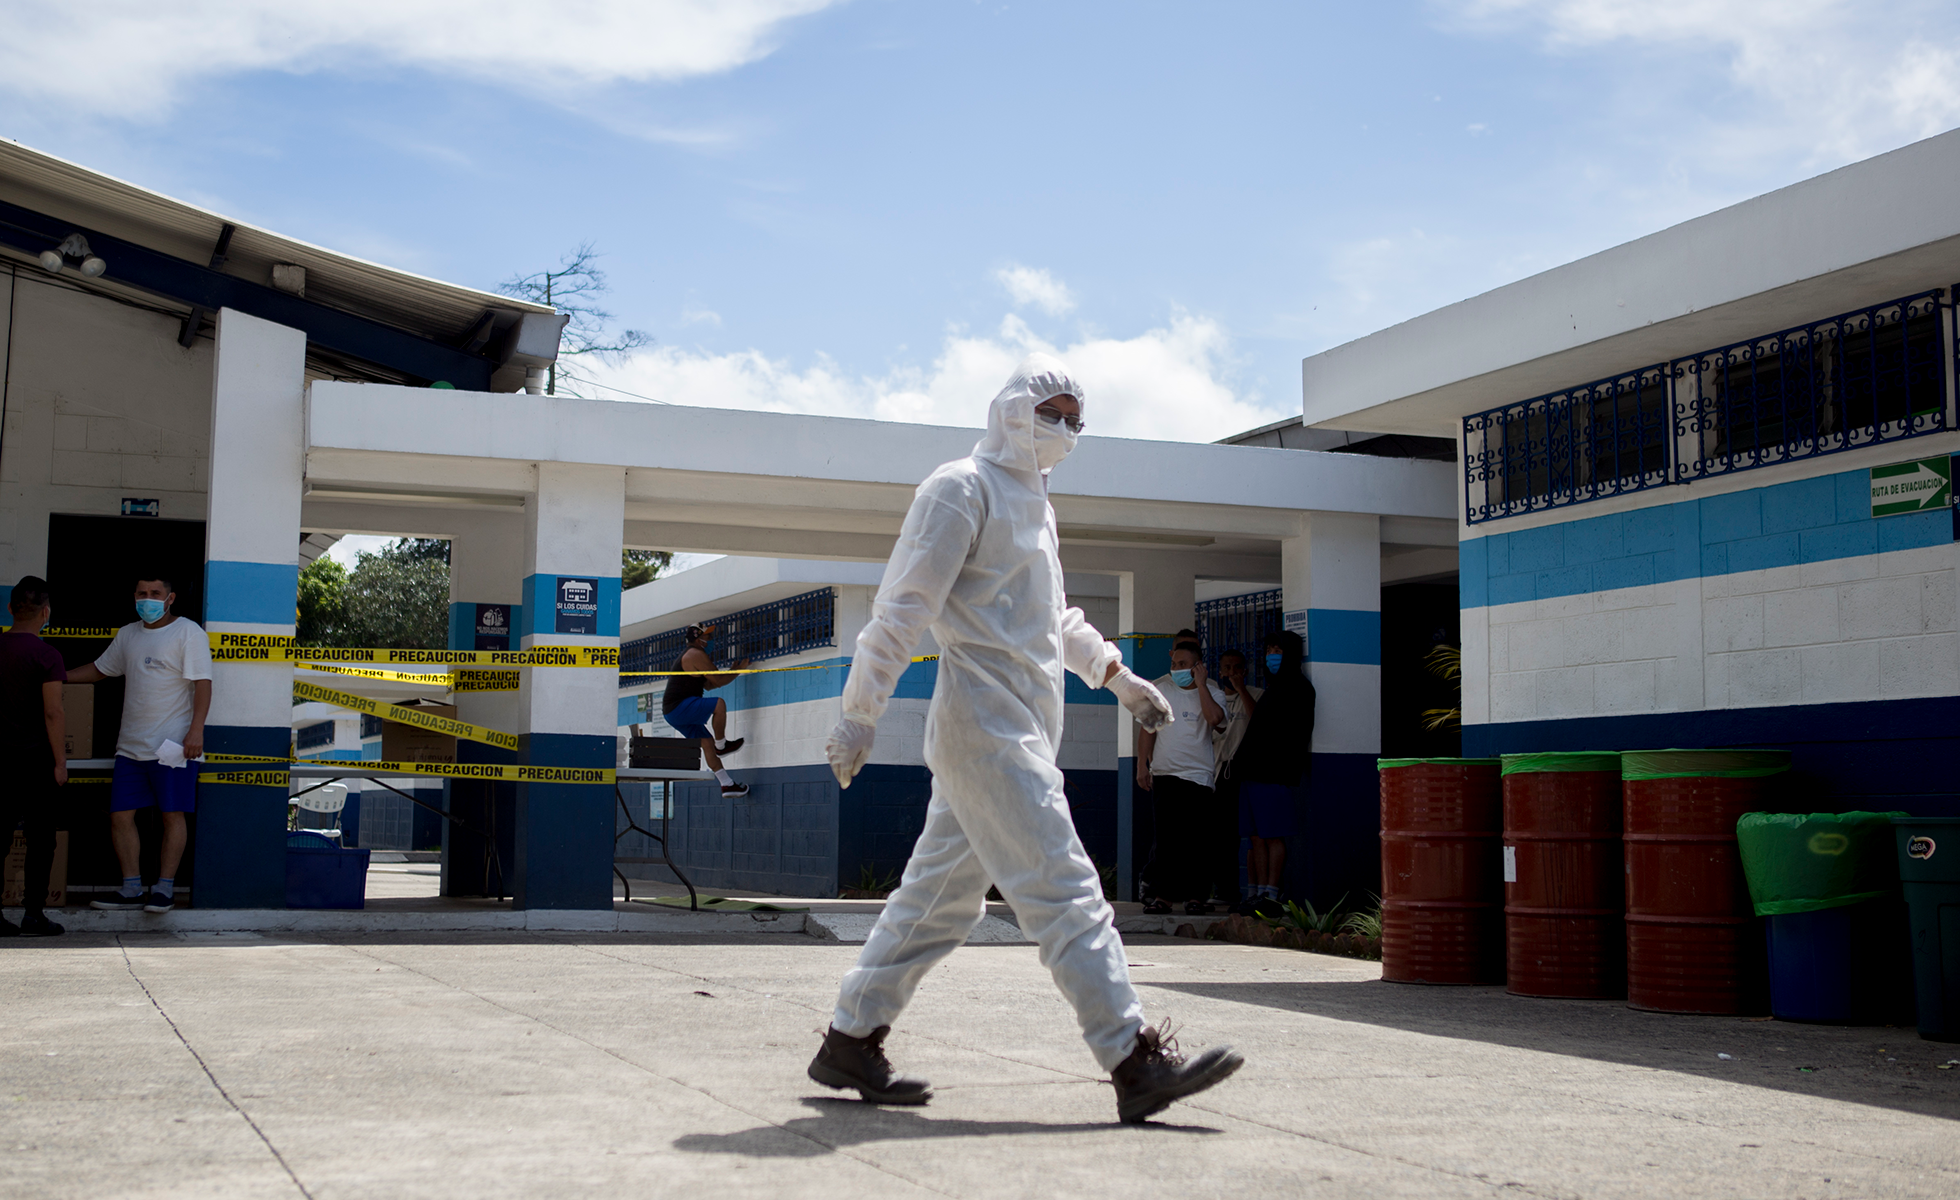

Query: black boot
left=807, top=1025, right=932, bottom=1105
left=1110, top=1024, right=1243, bottom=1124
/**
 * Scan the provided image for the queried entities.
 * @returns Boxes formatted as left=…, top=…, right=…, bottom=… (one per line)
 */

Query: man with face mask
left=68, top=573, right=213, bottom=914
left=811, top=354, right=1245, bottom=1124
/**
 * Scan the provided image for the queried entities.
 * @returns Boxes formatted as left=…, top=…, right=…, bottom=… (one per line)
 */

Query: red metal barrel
left=1379, top=758, right=1503, bottom=985
left=1622, top=748, right=1790, bottom=1014
left=1501, top=752, right=1624, bottom=999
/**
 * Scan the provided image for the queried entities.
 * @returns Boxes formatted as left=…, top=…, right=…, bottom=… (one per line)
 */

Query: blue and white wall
left=625, top=579, right=1119, bottom=896
left=1461, top=454, right=1960, bottom=816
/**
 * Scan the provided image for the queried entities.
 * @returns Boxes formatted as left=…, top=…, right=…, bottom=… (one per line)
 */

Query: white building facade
left=1302, top=128, right=1960, bottom=817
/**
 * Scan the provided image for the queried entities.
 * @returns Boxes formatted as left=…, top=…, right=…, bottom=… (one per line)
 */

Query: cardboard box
left=62, top=683, right=92, bottom=759
left=2, top=830, right=68, bottom=908
left=380, top=699, right=457, bottom=763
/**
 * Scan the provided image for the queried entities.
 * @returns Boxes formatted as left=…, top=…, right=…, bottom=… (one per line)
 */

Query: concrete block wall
left=1461, top=459, right=1960, bottom=813
left=0, top=271, right=215, bottom=583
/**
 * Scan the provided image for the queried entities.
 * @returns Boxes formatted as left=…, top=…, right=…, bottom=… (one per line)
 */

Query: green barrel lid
left=1500, top=752, right=1622, bottom=776
left=1376, top=757, right=1502, bottom=770
left=1620, top=748, right=1791, bottom=780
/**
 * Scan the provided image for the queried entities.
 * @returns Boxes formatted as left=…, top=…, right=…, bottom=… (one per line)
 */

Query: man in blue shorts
left=68, top=573, right=212, bottom=914
left=662, top=623, right=751, bottom=798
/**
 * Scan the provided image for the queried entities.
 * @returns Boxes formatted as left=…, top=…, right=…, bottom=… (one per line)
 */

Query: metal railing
left=1464, top=287, right=1954, bottom=524
left=621, top=586, right=836, bottom=684
left=1677, top=289, right=1948, bottom=481
left=1194, top=588, right=1282, bottom=682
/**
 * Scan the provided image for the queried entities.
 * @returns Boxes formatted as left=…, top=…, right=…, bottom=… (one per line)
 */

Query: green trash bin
left=1894, top=816, right=1960, bottom=1042
left=1736, top=812, right=1911, bottom=1023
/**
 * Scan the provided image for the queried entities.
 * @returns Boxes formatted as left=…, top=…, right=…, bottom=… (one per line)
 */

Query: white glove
left=1107, top=666, right=1174, bottom=733
left=826, top=716, right=878, bottom=789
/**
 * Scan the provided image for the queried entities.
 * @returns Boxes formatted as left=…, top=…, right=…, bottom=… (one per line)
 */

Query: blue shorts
left=1238, top=781, right=1295, bottom=838
left=665, top=695, right=719, bottom=741
left=111, top=755, right=197, bottom=813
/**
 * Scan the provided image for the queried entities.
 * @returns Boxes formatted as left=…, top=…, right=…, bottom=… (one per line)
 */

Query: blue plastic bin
left=286, top=840, right=370, bottom=909
left=1763, top=902, right=1911, bottom=1024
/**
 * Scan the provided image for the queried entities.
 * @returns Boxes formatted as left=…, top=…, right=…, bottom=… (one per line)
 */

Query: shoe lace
left=1140, top=1022, right=1188, bottom=1068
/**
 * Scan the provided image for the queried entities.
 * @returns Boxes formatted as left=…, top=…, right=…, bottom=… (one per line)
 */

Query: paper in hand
left=158, top=739, right=189, bottom=769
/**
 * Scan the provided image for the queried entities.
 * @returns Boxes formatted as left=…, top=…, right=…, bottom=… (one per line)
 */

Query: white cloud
left=1449, top=0, right=1960, bottom=164
left=994, top=265, right=1077, bottom=316
left=587, top=309, right=1286, bottom=442
left=0, top=0, right=838, bottom=117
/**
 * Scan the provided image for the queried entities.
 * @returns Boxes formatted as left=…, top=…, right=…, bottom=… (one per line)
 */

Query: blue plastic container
left=285, top=844, right=370, bottom=909
left=1763, top=902, right=1910, bottom=1024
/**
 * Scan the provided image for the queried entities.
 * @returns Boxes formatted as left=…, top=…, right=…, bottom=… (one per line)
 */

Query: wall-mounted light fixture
left=39, top=233, right=106, bottom=277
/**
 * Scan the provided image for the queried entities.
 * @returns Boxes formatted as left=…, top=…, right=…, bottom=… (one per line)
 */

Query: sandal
left=1142, top=897, right=1172, bottom=915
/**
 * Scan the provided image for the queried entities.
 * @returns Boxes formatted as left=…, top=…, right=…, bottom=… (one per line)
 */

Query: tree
left=341, top=540, right=452, bottom=650
left=623, top=548, right=672, bottom=590
left=296, top=556, right=348, bottom=645
left=496, top=243, right=651, bottom=396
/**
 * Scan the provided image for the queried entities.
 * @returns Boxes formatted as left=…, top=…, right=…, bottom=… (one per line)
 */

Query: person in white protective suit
left=807, top=353, right=1245, bottom=1125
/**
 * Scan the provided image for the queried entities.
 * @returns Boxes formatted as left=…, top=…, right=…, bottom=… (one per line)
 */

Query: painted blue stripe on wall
left=632, top=654, right=1117, bottom=715
left=1464, top=462, right=1957, bottom=608
left=204, top=560, right=299, bottom=625
left=1307, top=608, right=1381, bottom=665
left=520, top=574, right=620, bottom=638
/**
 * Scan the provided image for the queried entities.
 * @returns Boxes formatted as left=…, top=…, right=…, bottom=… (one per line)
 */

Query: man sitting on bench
left=663, top=623, right=750, bottom=797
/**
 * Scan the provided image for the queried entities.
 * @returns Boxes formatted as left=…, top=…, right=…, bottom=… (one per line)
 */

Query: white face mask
left=1031, top=415, right=1078, bottom=470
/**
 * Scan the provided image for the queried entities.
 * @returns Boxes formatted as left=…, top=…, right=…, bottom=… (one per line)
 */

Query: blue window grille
left=295, top=720, right=334, bottom=751
left=1678, top=288, right=1948, bottom=481
left=1194, top=588, right=1283, bottom=682
left=1465, top=287, right=1954, bottom=523
left=621, top=587, right=836, bottom=685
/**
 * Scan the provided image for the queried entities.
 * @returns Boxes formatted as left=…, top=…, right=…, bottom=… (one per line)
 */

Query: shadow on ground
left=1143, top=972, right=1960, bottom=1121
left=672, top=1097, right=1221, bottom=1157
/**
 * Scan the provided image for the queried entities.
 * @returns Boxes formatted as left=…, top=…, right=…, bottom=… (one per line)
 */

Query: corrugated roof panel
left=0, top=139, right=551, bottom=346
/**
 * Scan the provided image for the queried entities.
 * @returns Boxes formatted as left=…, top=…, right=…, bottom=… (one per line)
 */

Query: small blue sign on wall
left=555, top=577, right=598, bottom=635
left=474, top=602, right=511, bottom=650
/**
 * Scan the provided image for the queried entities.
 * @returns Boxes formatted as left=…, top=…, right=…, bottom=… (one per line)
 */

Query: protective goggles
left=1034, top=406, right=1085, bottom=433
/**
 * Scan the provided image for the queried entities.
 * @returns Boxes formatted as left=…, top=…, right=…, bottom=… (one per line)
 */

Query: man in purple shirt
left=1, top=576, right=68, bottom=937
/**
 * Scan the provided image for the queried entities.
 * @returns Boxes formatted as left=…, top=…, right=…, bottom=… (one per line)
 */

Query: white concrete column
left=1280, top=511, right=1382, bottom=908
left=1282, top=511, right=1383, bottom=756
left=512, top=462, right=625, bottom=909
left=202, top=309, right=307, bottom=908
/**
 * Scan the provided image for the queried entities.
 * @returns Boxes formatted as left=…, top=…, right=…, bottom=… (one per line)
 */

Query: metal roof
left=0, top=138, right=550, bottom=349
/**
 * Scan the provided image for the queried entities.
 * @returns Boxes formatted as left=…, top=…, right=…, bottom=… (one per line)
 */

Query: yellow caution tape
left=303, top=663, right=453, bottom=684
left=209, top=633, right=616, bottom=668
left=292, top=680, right=521, bottom=751
left=0, top=625, right=122, bottom=639
left=451, top=669, right=523, bottom=692
left=299, top=663, right=523, bottom=692
left=204, top=758, right=617, bottom=786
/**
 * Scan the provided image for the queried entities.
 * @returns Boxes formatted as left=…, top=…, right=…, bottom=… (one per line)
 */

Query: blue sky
left=8, top=0, right=1960, bottom=448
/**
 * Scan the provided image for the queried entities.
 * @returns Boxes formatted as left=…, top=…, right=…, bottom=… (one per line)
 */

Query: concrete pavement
left=2, top=930, right=1955, bottom=1199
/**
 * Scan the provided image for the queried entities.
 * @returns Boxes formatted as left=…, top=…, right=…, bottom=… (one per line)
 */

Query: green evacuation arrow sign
left=1870, top=456, right=1953, bottom=517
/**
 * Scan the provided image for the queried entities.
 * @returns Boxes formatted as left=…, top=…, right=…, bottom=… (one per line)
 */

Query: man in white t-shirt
left=68, top=573, right=213, bottom=914
left=1135, top=632, right=1227, bottom=915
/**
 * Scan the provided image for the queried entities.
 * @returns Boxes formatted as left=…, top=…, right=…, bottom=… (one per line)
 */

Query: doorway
left=43, top=513, right=208, bottom=893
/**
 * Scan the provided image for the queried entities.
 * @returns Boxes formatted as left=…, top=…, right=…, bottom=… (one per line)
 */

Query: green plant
left=842, top=864, right=900, bottom=897
left=1268, top=893, right=1348, bottom=935
left=1421, top=643, right=1462, bottom=731
left=1096, top=859, right=1118, bottom=901
left=1340, top=893, right=1382, bottom=939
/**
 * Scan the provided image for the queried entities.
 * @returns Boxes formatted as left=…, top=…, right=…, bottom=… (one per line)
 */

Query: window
left=1466, top=287, right=1953, bottom=522
left=621, top=587, right=837, bottom=684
